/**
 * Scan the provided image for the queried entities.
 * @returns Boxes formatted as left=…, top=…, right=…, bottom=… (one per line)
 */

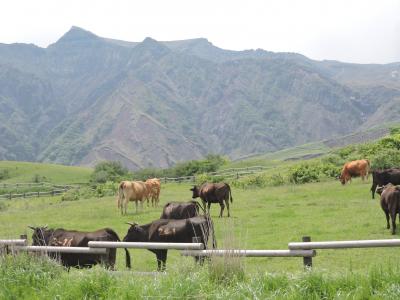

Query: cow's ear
left=28, top=225, right=36, bottom=230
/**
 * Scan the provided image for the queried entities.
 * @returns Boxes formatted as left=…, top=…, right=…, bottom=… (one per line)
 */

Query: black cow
left=160, top=201, right=201, bottom=219
left=29, top=226, right=131, bottom=269
left=379, top=184, right=400, bottom=234
left=123, top=216, right=216, bottom=271
left=371, top=168, right=400, bottom=199
left=190, top=183, right=233, bottom=217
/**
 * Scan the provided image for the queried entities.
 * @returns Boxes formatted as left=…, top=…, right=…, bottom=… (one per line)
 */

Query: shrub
left=32, top=174, right=46, bottom=183
left=61, top=189, right=80, bottom=201
left=90, top=161, right=131, bottom=184
left=371, top=149, right=400, bottom=169
left=0, top=169, right=9, bottom=180
left=289, top=163, right=320, bottom=184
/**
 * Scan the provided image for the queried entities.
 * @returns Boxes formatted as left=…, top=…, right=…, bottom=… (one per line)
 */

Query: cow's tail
left=105, top=228, right=131, bottom=269
left=227, top=183, right=233, bottom=203
left=117, top=182, right=124, bottom=210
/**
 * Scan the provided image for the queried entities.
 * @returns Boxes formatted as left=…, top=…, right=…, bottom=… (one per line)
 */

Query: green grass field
left=1, top=178, right=399, bottom=274
left=0, top=161, right=92, bottom=184
left=3, top=161, right=400, bottom=298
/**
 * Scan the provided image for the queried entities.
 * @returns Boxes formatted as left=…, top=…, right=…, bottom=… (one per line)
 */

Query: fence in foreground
left=3, top=236, right=400, bottom=270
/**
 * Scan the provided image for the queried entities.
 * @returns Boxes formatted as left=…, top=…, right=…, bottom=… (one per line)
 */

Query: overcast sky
left=0, top=0, right=399, bottom=64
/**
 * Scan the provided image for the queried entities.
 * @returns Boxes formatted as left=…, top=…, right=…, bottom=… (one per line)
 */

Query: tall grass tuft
left=208, top=218, right=246, bottom=284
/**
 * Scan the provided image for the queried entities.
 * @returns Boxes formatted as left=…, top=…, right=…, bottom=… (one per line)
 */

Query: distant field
left=1, top=178, right=399, bottom=274
left=225, top=142, right=329, bottom=169
left=0, top=161, right=92, bottom=184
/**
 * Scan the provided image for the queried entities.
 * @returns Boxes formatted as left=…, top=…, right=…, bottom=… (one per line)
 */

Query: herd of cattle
left=25, top=182, right=231, bottom=270
left=339, top=159, right=400, bottom=234
left=8, top=161, right=400, bottom=271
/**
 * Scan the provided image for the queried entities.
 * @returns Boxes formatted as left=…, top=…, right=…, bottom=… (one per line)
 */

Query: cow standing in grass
left=371, top=168, right=400, bottom=199
left=29, top=226, right=131, bottom=269
left=160, top=201, right=201, bottom=219
left=145, top=178, right=161, bottom=207
left=378, top=184, right=400, bottom=234
left=190, top=182, right=233, bottom=217
left=339, top=159, right=370, bottom=185
left=117, top=181, right=147, bottom=214
left=123, top=216, right=215, bottom=271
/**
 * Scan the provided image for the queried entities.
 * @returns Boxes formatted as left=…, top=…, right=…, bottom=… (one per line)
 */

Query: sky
left=0, top=0, right=399, bottom=64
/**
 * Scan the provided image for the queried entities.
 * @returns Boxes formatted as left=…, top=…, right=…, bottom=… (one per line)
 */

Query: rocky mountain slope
left=0, top=26, right=399, bottom=169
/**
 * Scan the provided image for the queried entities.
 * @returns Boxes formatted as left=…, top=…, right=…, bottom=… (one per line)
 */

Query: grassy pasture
left=0, top=161, right=92, bottom=184
left=1, top=178, right=399, bottom=274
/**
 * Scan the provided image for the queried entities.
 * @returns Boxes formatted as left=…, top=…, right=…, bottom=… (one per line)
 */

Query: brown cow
left=160, top=201, right=201, bottom=219
left=379, top=183, right=400, bottom=234
left=117, top=181, right=147, bottom=214
left=339, top=159, right=370, bottom=185
left=190, top=182, right=233, bottom=217
left=144, top=178, right=161, bottom=207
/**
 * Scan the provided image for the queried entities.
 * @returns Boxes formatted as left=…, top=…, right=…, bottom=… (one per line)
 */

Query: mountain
left=0, top=26, right=399, bottom=169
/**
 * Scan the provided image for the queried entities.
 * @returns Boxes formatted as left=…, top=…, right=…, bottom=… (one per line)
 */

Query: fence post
left=51, top=190, right=55, bottom=196
left=302, top=236, right=312, bottom=269
left=9, top=192, right=11, bottom=200
left=37, top=191, right=39, bottom=197
left=236, top=172, right=239, bottom=179
left=164, top=177, right=167, bottom=184
left=193, top=176, right=196, bottom=183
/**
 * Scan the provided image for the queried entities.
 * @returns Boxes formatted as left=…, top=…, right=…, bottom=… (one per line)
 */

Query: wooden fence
left=0, top=189, right=69, bottom=200
left=4, top=237, right=400, bottom=270
left=161, top=166, right=269, bottom=183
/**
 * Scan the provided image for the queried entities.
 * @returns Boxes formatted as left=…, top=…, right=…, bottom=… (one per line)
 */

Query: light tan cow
left=145, top=178, right=161, bottom=207
left=117, top=180, right=147, bottom=214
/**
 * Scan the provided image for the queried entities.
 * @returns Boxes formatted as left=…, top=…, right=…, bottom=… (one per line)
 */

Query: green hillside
left=0, top=161, right=92, bottom=184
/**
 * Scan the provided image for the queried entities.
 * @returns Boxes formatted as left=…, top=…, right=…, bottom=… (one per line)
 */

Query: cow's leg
left=194, top=255, right=205, bottom=265
left=391, top=212, right=396, bottom=235
left=156, top=250, right=167, bottom=271
left=225, top=199, right=230, bottom=217
left=135, top=200, right=138, bottom=214
left=385, top=210, right=390, bottom=229
left=219, top=202, right=225, bottom=218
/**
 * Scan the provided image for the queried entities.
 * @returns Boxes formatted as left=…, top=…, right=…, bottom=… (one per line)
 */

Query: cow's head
left=28, top=225, right=52, bottom=246
left=376, top=185, right=385, bottom=195
left=123, top=222, right=145, bottom=242
left=190, top=186, right=199, bottom=198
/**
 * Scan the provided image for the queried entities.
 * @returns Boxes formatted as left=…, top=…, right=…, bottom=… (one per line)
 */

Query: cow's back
left=160, top=201, right=199, bottom=219
left=124, top=181, right=146, bottom=201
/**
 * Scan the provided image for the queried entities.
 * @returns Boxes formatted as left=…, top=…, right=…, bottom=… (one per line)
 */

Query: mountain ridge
left=0, top=26, right=399, bottom=169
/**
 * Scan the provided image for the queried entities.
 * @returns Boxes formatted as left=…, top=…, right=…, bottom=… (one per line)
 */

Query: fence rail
left=288, top=239, right=400, bottom=250
left=5, top=237, right=400, bottom=270
left=88, top=241, right=204, bottom=250
left=161, top=166, right=269, bottom=183
left=14, top=246, right=107, bottom=254
left=181, top=249, right=316, bottom=257
left=0, top=189, right=68, bottom=200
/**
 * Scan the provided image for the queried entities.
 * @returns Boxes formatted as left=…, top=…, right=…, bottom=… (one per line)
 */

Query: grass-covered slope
left=1, top=180, right=398, bottom=273
left=0, top=161, right=92, bottom=184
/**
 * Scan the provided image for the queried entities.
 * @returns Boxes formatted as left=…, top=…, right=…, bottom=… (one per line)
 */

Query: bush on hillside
left=174, top=154, right=227, bottom=177
left=90, top=161, right=131, bottom=184
left=288, top=163, right=321, bottom=184
left=132, top=154, right=228, bottom=180
left=371, top=149, right=400, bottom=169
left=231, top=173, right=286, bottom=189
left=0, top=169, right=10, bottom=181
